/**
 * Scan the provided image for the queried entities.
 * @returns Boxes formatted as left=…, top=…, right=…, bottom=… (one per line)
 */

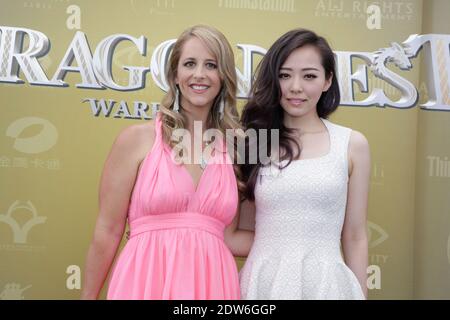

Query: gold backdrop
left=0, top=0, right=449, bottom=299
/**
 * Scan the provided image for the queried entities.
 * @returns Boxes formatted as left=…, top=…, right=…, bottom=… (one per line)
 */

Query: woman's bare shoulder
left=348, top=130, right=370, bottom=155
left=112, top=120, right=156, bottom=160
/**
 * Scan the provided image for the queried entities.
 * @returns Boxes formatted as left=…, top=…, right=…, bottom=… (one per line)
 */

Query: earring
left=218, top=91, right=225, bottom=120
left=173, top=86, right=180, bottom=112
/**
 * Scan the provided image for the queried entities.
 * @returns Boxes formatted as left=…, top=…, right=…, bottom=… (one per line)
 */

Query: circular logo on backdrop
left=6, top=117, right=58, bottom=154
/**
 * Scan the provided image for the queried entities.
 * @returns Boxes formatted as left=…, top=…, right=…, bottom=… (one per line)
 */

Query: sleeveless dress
left=239, top=119, right=365, bottom=300
left=107, top=114, right=240, bottom=299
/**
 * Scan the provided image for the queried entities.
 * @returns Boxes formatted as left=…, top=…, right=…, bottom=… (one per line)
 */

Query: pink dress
left=107, top=114, right=240, bottom=299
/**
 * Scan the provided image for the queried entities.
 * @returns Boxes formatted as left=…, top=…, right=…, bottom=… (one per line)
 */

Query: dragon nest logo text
left=0, top=26, right=449, bottom=119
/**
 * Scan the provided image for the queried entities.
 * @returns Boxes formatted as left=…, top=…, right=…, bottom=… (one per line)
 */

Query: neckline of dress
left=155, top=113, right=225, bottom=193
left=279, top=118, right=333, bottom=165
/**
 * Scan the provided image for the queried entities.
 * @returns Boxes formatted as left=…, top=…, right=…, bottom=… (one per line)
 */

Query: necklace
left=298, top=129, right=326, bottom=136
left=200, top=140, right=212, bottom=170
left=200, top=156, right=207, bottom=170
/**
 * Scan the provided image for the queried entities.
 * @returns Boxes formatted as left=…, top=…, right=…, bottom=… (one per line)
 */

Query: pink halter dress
left=107, top=114, right=240, bottom=299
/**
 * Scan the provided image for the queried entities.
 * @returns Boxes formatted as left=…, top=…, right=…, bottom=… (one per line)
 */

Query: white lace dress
left=239, top=119, right=366, bottom=300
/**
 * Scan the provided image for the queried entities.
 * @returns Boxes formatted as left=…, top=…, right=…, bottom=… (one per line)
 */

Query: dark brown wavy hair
left=240, top=29, right=340, bottom=201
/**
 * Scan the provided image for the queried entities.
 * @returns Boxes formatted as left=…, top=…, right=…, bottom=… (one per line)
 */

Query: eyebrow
left=183, top=57, right=217, bottom=62
left=279, top=67, right=320, bottom=71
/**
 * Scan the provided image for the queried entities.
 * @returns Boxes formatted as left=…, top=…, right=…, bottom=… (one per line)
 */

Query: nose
left=193, top=64, right=206, bottom=79
left=290, top=75, right=303, bottom=93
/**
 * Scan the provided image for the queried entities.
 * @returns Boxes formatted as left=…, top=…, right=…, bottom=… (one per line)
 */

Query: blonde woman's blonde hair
left=159, top=25, right=245, bottom=193
left=160, top=25, right=239, bottom=140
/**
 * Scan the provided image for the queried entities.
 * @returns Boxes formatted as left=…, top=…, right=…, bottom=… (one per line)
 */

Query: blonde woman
left=81, top=25, right=253, bottom=300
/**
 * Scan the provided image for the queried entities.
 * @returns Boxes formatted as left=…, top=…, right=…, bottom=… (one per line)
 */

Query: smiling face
left=175, top=36, right=222, bottom=112
left=279, top=45, right=332, bottom=120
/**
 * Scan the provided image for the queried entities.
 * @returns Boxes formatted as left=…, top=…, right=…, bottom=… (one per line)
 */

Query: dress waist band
left=129, top=212, right=226, bottom=240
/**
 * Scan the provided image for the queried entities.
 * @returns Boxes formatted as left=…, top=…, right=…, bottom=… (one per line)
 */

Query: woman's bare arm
left=341, top=130, right=371, bottom=299
left=80, top=122, right=154, bottom=299
left=224, top=199, right=255, bottom=257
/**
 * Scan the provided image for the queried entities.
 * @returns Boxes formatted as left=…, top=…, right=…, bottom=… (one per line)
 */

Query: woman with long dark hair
left=239, top=29, right=370, bottom=299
